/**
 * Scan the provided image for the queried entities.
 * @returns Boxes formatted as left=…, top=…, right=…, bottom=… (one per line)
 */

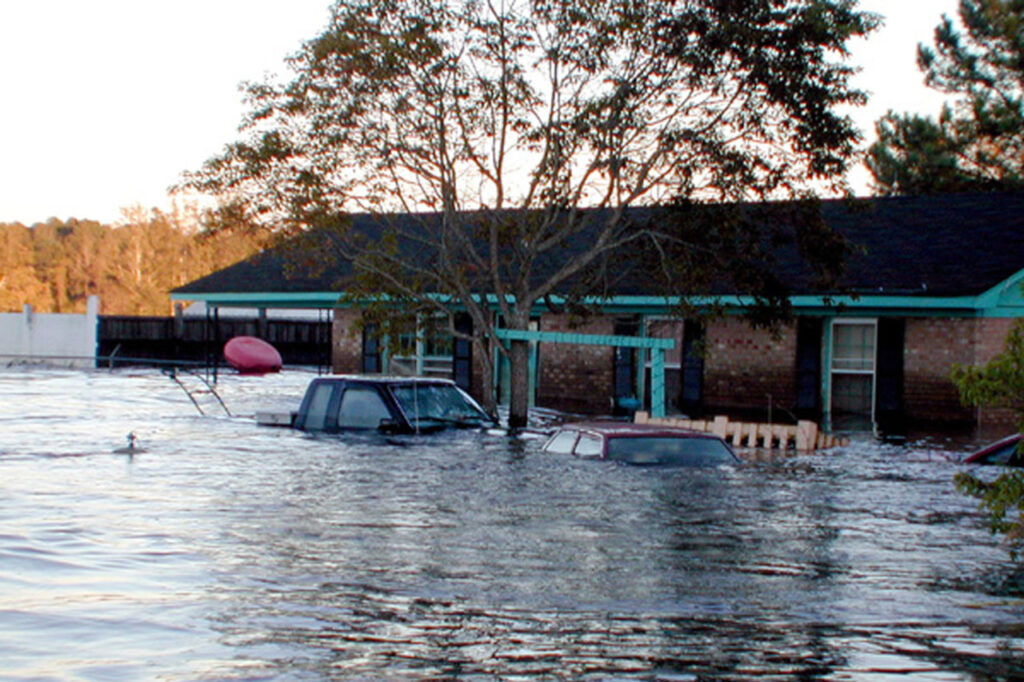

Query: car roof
left=964, top=433, right=1022, bottom=463
left=556, top=421, right=722, bottom=439
left=316, top=374, right=457, bottom=386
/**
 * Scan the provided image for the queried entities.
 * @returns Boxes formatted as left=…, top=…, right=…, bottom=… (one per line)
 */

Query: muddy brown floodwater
left=0, top=367, right=1021, bottom=680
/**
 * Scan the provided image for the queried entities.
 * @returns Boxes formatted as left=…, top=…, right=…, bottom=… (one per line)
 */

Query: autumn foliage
left=0, top=207, right=263, bottom=315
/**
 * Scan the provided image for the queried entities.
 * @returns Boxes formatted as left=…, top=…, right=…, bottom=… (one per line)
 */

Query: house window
left=830, top=319, right=877, bottom=422
left=387, top=315, right=453, bottom=378
left=422, top=322, right=454, bottom=376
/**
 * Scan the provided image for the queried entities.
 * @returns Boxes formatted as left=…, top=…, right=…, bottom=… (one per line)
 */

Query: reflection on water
left=0, top=367, right=1021, bottom=680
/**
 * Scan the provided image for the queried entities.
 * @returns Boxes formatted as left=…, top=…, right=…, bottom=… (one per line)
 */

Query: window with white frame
left=830, top=319, right=876, bottom=418
left=387, top=314, right=453, bottom=378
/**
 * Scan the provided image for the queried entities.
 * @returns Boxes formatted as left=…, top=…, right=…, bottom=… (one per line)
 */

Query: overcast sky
left=0, top=0, right=960, bottom=226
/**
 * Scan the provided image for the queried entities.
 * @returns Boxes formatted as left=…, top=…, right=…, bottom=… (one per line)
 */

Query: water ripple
left=0, top=367, right=1020, bottom=680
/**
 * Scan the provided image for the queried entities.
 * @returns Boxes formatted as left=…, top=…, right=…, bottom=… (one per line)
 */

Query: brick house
left=172, top=192, right=1024, bottom=433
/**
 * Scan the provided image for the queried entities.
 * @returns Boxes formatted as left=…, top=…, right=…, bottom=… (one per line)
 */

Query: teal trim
left=494, top=328, right=674, bottom=418
left=538, top=293, right=984, bottom=312
left=975, top=268, right=1024, bottom=314
left=494, top=329, right=675, bottom=349
left=169, top=291, right=347, bottom=308
left=175, top=289, right=1022, bottom=318
left=650, top=349, right=666, bottom=418
left=528, top=336, right=538, bottom=409
left=174, top=267, right=1024, bottom=319
left=821, top=318, right=834, bottom=432
left=494, top=322, right=539, bottom=409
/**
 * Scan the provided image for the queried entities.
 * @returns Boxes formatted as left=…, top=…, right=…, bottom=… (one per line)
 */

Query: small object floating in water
left=224, top=336, right=282, bottom=375
left=113, top=432, right=144, bottom=454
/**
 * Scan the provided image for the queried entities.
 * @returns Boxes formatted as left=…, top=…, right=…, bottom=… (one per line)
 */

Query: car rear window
left=574, top=433, right=604, bottom=458
left=544, top=430, right=579, bottom=455
left=606, top=435, right=735, bottom=466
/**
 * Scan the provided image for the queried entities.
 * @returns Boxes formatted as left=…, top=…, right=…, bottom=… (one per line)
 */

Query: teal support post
left=650, top=348, right=666, bottom=418
left=493, top=328, right=675, bottom=416
left=821, top=318, right=834, bottom=433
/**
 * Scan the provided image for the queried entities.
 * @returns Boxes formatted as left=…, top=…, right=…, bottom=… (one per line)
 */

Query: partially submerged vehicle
left=542, top=421, right=740, bottom=466
left=257, top=375, right=496, bottom=434
left=963, top=433, right=1022, bottom=467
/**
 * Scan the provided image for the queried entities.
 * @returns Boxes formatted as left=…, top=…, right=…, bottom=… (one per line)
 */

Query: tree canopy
left=868, top=0, right=1024, bottom=195
left=0, top=209, right=263, bottom=315
left=181, top=0, right=876, bottom=425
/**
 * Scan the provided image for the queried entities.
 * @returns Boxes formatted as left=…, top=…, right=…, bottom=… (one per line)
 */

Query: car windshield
left=390, top=383, right=488, bottom=424
left=978, top=440, right=1023, bottom=466
left=606, top=435, right=736, bottom=466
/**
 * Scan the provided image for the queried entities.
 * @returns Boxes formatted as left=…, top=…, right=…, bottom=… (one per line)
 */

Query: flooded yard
left=0, top=367, right=1021, bottom=680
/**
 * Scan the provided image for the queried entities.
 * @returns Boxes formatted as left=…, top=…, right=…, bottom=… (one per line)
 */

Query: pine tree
left=868, top=0, right=1024, bottom=195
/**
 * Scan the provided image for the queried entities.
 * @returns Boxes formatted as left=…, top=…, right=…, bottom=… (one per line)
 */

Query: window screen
left=832, top=323, right=875, bottom=372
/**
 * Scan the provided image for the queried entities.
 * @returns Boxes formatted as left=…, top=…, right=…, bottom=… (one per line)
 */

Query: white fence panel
left=0, top=296, right=99, bottom=368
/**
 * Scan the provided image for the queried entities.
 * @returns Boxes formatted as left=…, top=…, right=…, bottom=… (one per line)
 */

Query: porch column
left=651, top=348, right=666, bottom=418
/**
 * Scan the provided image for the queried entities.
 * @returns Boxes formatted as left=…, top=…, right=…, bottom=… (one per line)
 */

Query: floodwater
left=0, top=368, right=1021, bottom=681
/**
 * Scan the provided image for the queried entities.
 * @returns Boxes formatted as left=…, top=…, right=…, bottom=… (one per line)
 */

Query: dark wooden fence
left=97, top=315, right=332, bottom=370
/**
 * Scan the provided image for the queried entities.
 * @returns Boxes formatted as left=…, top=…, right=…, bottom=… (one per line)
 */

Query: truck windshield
left=390, top=384, right=488, bottom=424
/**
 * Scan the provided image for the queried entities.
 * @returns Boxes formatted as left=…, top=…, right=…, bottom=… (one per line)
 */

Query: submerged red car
left=963, top=433, right=1023, bottom=467
left=542, top=422, right=739, bottom=467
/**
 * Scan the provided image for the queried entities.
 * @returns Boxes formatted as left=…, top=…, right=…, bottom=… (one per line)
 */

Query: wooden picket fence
left=633, top=411, right=847, bottom=452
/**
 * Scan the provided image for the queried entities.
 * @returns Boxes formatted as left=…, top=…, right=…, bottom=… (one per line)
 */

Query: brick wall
left=974, top=317, right=1016, bottom=362
left=702, top=318, right=798, bottom=416
left=536, top=315, right=617, bottom=414
left=328, top=306, right=1023, bottom=427
left=331, top=309, right=363, bottom=374
left=902, top=318, right=975, bottom=423
left=971, top=317, right=1019, bottom=425
left=851, top=315, right=1022, bottom=425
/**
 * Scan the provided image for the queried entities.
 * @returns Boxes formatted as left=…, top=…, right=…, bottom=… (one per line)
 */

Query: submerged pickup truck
left=257, top=375, right=497, bottom=434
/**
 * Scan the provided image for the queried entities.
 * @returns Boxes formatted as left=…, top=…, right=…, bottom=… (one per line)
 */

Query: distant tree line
left=0, top=207, right=263, bottom=315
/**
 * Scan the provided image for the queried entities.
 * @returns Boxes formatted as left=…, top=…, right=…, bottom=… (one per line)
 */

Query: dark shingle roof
left=818, top=192, right=1024, bottom=297
left=174, top=192, right=1024, bottom=300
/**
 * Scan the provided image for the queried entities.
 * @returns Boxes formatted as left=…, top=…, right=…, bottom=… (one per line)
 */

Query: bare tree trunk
left=473, top=336, right=497, bottom=417
left=508, top=337, right=531, bottom=429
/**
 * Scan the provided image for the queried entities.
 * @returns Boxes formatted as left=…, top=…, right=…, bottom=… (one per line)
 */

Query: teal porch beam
left=494, top=328, right=675, bottom=349
left=172, top=285, right=1024, bottom=318
left=494, top=328, right=675, bottom=417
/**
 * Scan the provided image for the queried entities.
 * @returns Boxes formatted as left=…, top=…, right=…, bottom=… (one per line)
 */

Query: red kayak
left=224, top=336, right=283, bottom=374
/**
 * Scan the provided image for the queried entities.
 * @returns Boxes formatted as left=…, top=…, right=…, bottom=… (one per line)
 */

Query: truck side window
left=303, top=383, right=333, bottom=431
left=337, top=386, right=393, bottom=429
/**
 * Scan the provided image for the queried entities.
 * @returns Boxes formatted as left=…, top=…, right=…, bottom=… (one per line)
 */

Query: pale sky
left=0, top=0, right=960, bottom=226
